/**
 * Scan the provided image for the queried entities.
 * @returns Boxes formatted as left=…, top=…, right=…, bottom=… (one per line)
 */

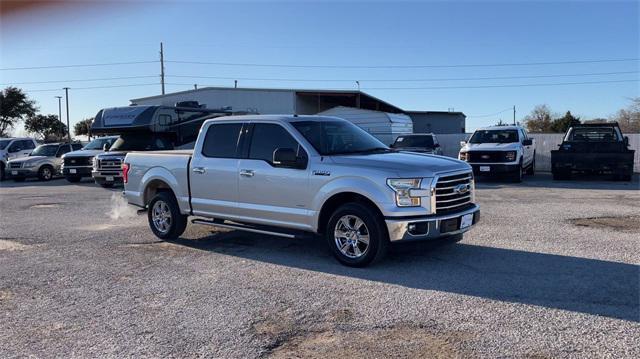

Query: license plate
left=11, top=171, right=17, bottom=175
left=460, top=214, right=473, bottom=229
left=69, top=169, right=76, bottom=174
left=479, top=166, right=490, bottom=172
left=106, top=176, right=114, bottom=182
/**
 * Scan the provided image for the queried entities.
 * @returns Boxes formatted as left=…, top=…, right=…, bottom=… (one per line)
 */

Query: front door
left=189, top=122, right=244, bottom=218
left=236, top=123, right=311, bottom=230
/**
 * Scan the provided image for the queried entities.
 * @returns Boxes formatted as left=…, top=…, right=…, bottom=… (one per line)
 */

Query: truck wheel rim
left=152, top=200, right=172, bottom=234
left=334, top=215, right=370, bottom=259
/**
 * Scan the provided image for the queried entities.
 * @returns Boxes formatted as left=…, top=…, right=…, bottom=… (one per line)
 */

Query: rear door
left=236, top=122, right=311, bottom=229
left=189, top=122, right=244, bottom=218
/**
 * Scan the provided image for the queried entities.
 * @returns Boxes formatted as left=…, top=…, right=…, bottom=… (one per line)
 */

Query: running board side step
left=191, top=219, right=313, bottom=239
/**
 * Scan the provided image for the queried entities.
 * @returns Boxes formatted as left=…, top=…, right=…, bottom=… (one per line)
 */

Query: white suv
left=458, top=125, right=535, bottom=182
left=0, top=137, right=38, bottom=180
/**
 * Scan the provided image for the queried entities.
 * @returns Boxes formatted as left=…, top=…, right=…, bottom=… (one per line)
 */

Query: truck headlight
left=387, top=178, right=422, bottom=207
left=92, top=157, right=98, bottom=169
left=504, top=151, right=516, bottom=161
left=459, top=151, right=468, bottom=161
left=22, top=161, right=36, bottom=168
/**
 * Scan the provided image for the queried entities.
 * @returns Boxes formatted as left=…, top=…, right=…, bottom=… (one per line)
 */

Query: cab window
left=201, top=123, right=243, bottom=158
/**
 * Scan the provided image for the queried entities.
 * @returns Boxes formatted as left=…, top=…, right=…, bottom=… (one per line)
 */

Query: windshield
left=30, top=144, right=58, bottom=156
left=566, top=127, right=619, bottom=142
left=0, top=140, right=11, bottom=150
left=83, top=137, right=116, bottom=150
left=469, top=130, right=518, bottom=144
left=292, top=120, right=389, bottom=155
left=393, top=135, right=434, bottom=148
left=109, top=134, right=174, bottom=151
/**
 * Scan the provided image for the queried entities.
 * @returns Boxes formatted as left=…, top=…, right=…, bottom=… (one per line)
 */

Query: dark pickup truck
left=551, top=123, right=635, bottom=181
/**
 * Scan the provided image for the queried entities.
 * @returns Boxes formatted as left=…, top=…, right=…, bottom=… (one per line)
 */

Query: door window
left=22, top=140, right=36, bottom=149
left=248, top=124, right=307, bottom=165
left=8, top=141, right=22, bottom=152
left=201, top=123, right=243, bottom=158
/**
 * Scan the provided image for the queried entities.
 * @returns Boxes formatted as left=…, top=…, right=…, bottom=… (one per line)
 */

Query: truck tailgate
left=551, top=150, right=635, bottom=171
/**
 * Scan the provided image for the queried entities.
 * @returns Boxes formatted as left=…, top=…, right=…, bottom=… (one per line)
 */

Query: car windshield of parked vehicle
left=0, top=139, right=11, bottom=150
left=83, top=137, right=116, bottom=150
left=393, top=135, right=434, bottom=148
left=566, top=127, right=619, bottom=142
left=109, top=134, right=174, bottom=151
left=292, top=120, right=389, bottom=155
left=469, top=130, right=519, bottom=144
left=30, top=144, right=58, bottom=157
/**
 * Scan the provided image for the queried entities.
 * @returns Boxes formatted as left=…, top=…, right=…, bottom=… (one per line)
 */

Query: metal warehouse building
left=130, top=87, right=466, bottom=140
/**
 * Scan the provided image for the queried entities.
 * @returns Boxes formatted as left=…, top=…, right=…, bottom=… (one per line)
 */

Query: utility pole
left=160, top=42, right=165, bottom=95
left=513, top=105, right=516, bottom=125
left=234, top=80, right=237, bottom=88
left=63, top=88, right=71, bottom=143
left=54, top=95, right=62, bottom=124
left=194, top=84, right=198, bottom=90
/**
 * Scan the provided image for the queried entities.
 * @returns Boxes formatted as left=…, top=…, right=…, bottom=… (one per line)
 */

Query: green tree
left=550, top=111, right=580, bottom=133
left=74, top=118, right=93, bottom=139
left=24, top=114, right=68, bottom=142
left=524, top=104, right=553, bottom=132
left=0, top=87, right=37, bottom=136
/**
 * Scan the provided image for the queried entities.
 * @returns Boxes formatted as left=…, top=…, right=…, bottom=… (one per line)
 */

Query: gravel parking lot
left=1, top=174, right=638, bottom=358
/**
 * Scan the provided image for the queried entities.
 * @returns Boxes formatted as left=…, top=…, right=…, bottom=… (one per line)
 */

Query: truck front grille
left=98, top=158, right=122, bottom=171
left=467, top=151, right=508, bottom=163
left=9, top=162, right=22, bottom=169
left=435, top=172, right=473, bottom=214
left=64, top=157, right=91, bottom=166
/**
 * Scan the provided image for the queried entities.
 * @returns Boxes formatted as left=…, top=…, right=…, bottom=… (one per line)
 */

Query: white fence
left=436, top=133, right=640, bottom=173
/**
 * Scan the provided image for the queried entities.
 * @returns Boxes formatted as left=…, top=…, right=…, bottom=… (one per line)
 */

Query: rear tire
left=553, top=170, right=570, bottom=180
left=526, top=157, right=535, bottom=175
left=66, top=176, right=81, bottom=183
left=147, top=191, right=188, bottom=240
left=325, top=202, right=389, bottom=267
left=38, top=165, right=54, bottom=181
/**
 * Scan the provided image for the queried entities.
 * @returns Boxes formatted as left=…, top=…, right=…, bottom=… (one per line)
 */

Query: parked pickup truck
left=551, top=122, right=635, bottom=181
left=459, top=125, right=535, bottom=182
left=123, top=115, right=480, bottom=267
left=62, top=136, right=118, bottom=183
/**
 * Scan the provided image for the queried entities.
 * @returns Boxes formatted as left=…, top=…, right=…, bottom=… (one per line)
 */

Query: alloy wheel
left=151, top=200, right=172, bottom=234
left=334, top=215, right=370, bottom=259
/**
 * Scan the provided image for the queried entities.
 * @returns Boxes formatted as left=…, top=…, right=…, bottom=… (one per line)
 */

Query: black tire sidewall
left=38, top=166, right=53, bottom=181
left=147, top=192, right=187, bottom=240
left=66, top=176, right=81, bottom=183
left=325, top=202, right=388, bottom=267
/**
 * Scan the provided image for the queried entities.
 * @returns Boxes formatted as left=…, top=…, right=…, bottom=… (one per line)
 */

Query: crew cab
left=0, top=137, right=38, bottom=181
left=123, top=115, right=480, bottom=267
left=551, top=123, right=635, bottom=181
left=391, top=133, right=443, bottom=155
left=459, top=125, right=535, bottom=182
left=61, top=136, right=118, bottom=183
left=6, top=142, right=83, bottom=181
left=92, top=133, right=174, bottom=188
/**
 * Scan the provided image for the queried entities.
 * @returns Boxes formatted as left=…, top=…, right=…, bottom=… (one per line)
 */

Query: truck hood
left=96, top=151, right=128, bottom=159
left=463, top=143, right=520, bottom=151
left=9, top=156, right=49, bottom=164
left=329, top=152, right=469, bottom=177
left=396, top=147, right=435, bottom=154
left=63, top=149, right=105, bottom=158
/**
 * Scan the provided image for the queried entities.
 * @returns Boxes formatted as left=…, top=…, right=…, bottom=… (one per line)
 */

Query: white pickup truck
left=459, top=125, right=536, bottom=182
left=123, top=115, right=480, bottom=267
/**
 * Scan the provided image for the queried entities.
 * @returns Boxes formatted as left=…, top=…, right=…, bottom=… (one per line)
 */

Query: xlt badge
left=313, top=170, right=331, bottom=176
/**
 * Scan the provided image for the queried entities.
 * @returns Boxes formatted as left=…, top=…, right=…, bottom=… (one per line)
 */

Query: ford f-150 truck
left=123, top=115, right=480, bottom=267
left=459, top=125, right=535, bottom=182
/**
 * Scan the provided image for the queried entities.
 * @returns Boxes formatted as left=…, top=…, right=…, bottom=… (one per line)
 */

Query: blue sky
left=1, top=0, right=638, bottom=134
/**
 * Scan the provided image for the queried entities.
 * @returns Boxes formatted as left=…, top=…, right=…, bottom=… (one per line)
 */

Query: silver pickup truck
left=123, top=115, right=480, bottom=267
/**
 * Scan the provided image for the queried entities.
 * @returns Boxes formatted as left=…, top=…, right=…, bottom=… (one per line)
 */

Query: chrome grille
left=435, top=172, right=473, bottom=214
left=9, top=162, right=22, bottom=169
left=98, top=158, right=122, bottom=170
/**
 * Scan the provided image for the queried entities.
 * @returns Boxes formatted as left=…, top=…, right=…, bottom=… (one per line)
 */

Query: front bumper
left=6, top=168, right=38, bottom=178
left=92, top=170, right=123, bottom=183
left=62, top=166, right=92, bottom=177
left=385, top=204, right=480, bottom=242
left=468, top=163, right=519, bottom=175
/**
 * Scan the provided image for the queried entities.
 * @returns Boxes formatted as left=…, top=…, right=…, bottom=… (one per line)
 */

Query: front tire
left=325, top=202, right=389, bottom=267
left=510, top=162, right=523, bottom=183
left=147, top=191, right=188, bottom=240
left=38, top=166, right=54, bottom=181
left=99, top=182, right=114, bottom=188
left=526, top=156, right=535, bottom=175
left=0, top=163, right=5, bottom=181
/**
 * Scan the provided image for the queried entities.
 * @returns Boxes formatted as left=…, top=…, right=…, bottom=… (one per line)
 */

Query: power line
left=166, top=58, right=639, bottom=69
left=1, top=75, right=159, bottom=85
left=24, top=83, right=162, bottom=92
left=0, top=60, right=158, bottom=71
left=467, top=108, right=514, bottom=118
left=167, top=70, right=639, bottom=83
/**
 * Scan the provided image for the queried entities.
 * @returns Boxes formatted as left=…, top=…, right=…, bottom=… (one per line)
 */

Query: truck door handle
left=192, top=167, right=206, bottom=174
left=239, top=169, right=254, bottom=177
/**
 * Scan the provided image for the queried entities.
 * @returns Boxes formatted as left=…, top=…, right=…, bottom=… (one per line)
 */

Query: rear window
left=393, top=135, right=434, bottom=148
left=566, top=127, right=619, bottom=142
left=201, top=123, right=242, bottom=158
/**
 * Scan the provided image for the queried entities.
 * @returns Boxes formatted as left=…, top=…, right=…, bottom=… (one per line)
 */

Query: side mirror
left=434, top=143, right=440, bottom=148
left=273, top=148, right=302, bottom=168
left=103, top=143, right=109, bottom=151
left=523, top=139, right=533, bottom=146
left=459, top=141, right=466, bottom=147
left=389, top=143, right=396, bottom=148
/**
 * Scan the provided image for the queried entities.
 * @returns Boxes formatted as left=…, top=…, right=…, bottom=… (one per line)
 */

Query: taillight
left=122, top=163, right=130, bottom=183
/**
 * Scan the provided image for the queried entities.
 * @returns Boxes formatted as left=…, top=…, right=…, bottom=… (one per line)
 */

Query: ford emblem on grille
left=453, top=183, right=470, bottom=194
left=71, top=159, right=76, bottom=163
left=481, top=155, right=490, bottom=159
